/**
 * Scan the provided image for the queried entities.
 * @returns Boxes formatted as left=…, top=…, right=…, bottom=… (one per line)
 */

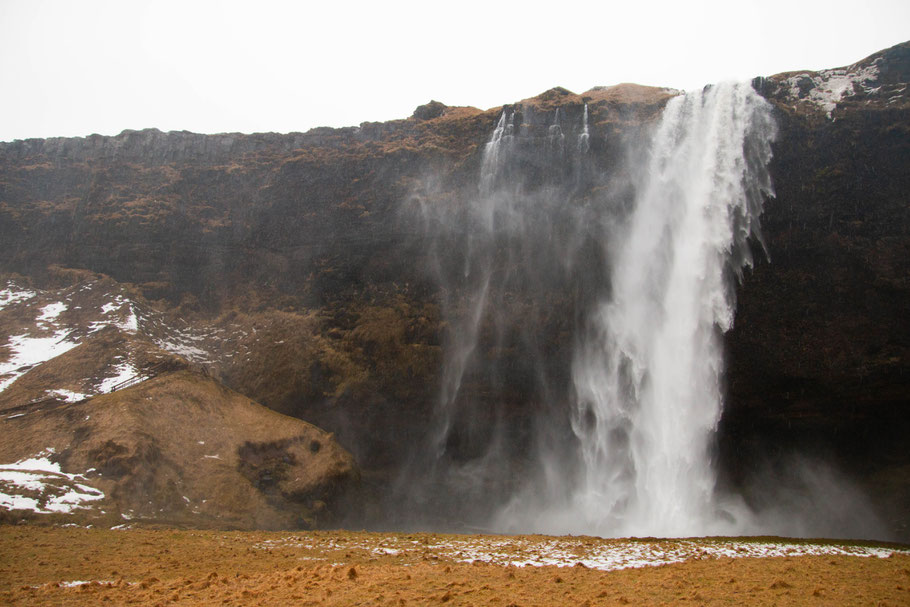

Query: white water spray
left=565, top=82, right=776, bottom=537
left=429, top=109, right=516, bottom=459
left=480, top=111, right=514, bottom=197
left=422, top=105, right=591, bottom=484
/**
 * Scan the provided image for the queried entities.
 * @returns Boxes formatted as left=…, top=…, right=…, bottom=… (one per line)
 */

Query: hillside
left=0, top=275, right=357, bottom=528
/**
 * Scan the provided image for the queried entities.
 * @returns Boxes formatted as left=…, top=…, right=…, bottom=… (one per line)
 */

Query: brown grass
left=0, top=368, right=356, bottom=530
left=0, top=526, right=907, bottom=606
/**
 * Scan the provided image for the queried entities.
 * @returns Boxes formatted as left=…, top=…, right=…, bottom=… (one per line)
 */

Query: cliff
left=1, top=43, right=907, bottom=537
left=722, top=42, right=910, bottom=535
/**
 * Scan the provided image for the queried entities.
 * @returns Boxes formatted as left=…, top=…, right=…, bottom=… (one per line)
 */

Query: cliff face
left=0, top=84, right=673, bottom=469
left=1, top=43, right=908, bottom=535
left=721, top=43, right=910, bottom=532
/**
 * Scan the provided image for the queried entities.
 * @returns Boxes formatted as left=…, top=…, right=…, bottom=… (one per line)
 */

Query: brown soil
left=1, top=526, right=907, bottom=606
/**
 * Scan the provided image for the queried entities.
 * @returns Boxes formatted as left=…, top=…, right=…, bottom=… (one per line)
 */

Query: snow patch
left=58, top=580, right=115, bottom=588
left=253, top=535, right=910, bottom=571
left=0, top=494, right=41, bottom=511
left=95, top=362, right=139, bottom=393
left=48, top=389, right=90, bottom=403
left=0, top=330, right=79, bottom=392
left=155, top=338, right=210, bottom=362
left=117, top=306, right=139, bottom=333
left=100, top=301, right=122, bottom=314
left=44, top=484, right=105, bottom=513
left=90, top=297, right=140, bottom=334
left=0, top=285, right=37, bottom=310
left=0, top=450, right=105, bottom=514
left=3, top=450, right=62, bottom=474
left=785, top=60, right=881, bottom=119
left=37, top=302, right=67, bottom=323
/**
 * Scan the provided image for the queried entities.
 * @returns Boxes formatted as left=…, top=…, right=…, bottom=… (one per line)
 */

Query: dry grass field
left=1, top=525, right=908, bottom=605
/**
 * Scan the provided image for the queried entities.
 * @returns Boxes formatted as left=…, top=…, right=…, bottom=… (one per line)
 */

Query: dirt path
left=1, top=526, right=908, bottom=605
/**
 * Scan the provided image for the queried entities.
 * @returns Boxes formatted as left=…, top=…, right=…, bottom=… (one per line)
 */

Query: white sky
left=1, top=0, right=908, bottom=141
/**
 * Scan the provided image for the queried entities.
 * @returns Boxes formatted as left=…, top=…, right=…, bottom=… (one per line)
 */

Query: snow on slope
left=94, top=361, right=139, bottom=393
left=781, top=56, right=883, bottom=119
left=0, top=278, right=214, bottom=399
left=0, top=285, right=36, bottom=310
left=0, top=448, right=104, bottom=514
left=0, top=329, right=79, bottom=392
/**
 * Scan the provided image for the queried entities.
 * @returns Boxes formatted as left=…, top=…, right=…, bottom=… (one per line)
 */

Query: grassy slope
left=0, top=369, right=357, bottom=529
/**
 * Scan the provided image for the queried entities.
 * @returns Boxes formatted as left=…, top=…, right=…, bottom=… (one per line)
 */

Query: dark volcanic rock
left=719, top=43, right=910, bottom=537
left=413, top=100, right=448, bottom=120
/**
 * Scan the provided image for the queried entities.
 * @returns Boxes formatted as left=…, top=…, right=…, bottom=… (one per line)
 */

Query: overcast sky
left=1, top=0, right=908, bottom=141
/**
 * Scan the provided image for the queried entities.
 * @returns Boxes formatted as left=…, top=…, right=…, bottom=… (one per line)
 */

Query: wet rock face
left=719, top=54, right=910, bottom=524
left=712, top=44, right=910, bottom=541
left=0, top=44, right=908, bottom=533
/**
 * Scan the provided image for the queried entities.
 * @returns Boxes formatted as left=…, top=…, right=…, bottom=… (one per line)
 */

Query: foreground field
left=1, top=526, right=908, bottom=605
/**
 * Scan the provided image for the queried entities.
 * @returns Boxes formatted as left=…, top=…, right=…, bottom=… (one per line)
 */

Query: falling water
left=428, top=105, right=594, bottom=464
left=398, top=82, right=890, bottom=539
left=479, top=110, right=515, bottom=196
left=428, top=108, right=517, bottom=459
left=401, top=82, right=820, bottom=538
left=402, top=104, right=595, bottom=525
left=566, top=82, right=776, bottom=536
left=578, top=103, right=590, bottom=154
left=425, top=111, right=511, bottom=457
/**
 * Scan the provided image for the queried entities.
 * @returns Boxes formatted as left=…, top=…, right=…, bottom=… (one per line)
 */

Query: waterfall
left=429, top=104, right=595, bottom=466
left=402, top=103, right=595, bottom=525
left=406, top=86, right=785, bottom=537
left=578, top=103, right=590, bottom=154
left=426, top=110, right=512, bottom=456
left=566, top=82, right=776, bottom=536
left=479, top=110, right=514, bottom=197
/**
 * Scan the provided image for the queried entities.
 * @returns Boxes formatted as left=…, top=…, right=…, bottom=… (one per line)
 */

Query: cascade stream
left=404, top=82, right=879, bottom=538
left=564, top=82, right=775, bottom=536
